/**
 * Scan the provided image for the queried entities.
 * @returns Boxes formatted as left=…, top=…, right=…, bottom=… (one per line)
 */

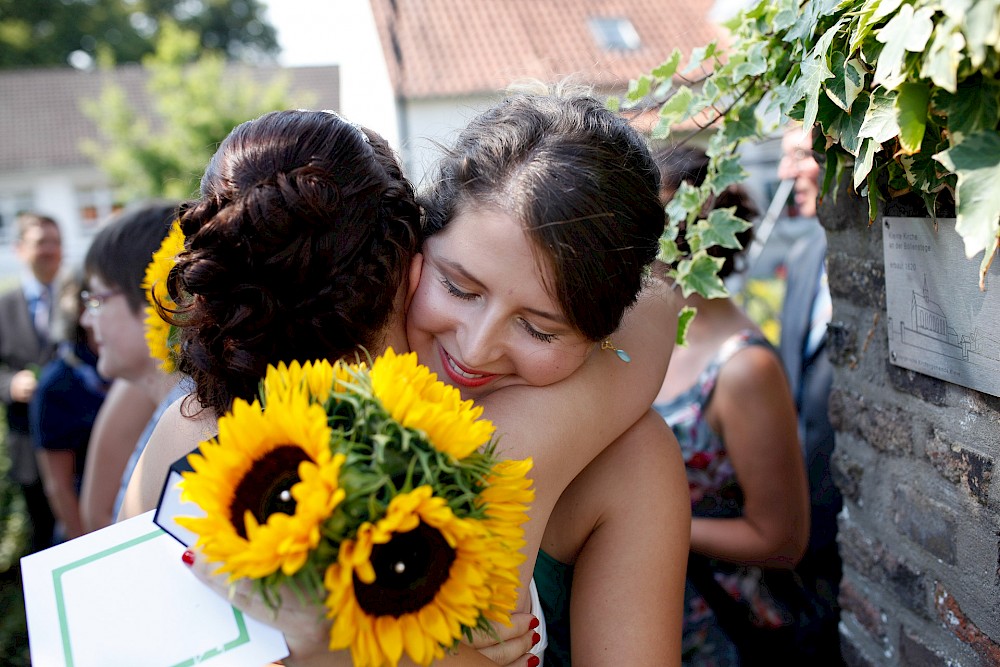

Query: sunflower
left=370, top=349, right=495, bottom=460
left=177, top=389, right=346, bottom=581
left=474, top=458, right=534, bottom=624
left=142, top=219, right=185, bottom=373
left=323, top=485, right=508, bottom=667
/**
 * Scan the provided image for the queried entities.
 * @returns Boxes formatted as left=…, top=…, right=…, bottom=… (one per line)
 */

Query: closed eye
left=520, top=319, right=557, bottom=343
left=440, top=277, right=477, bottom=301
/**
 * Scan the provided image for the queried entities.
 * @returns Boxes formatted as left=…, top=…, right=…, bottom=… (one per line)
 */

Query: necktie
left=35, top=286, right=51, bottom=343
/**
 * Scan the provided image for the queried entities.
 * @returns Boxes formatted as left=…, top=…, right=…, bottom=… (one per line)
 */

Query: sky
left=261, top=0, right=348, bottom=67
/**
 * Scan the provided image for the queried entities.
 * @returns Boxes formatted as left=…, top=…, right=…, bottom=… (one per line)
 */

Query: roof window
left=588, top=17, right=641, bottom=51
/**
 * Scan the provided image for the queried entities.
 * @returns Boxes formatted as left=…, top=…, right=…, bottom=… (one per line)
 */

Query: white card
left=21, top=511, right=288, bottom=667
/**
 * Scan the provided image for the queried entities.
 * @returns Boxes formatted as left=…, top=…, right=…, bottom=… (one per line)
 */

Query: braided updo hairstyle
left=167, top=110, right=420, bottom=417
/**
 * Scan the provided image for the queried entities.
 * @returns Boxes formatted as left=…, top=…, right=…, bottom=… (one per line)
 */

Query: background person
left=777, top=123, right=843, bottom=663
left=29, top=273, right=110, bottom=541
left=653, top=145, right=811, bottom=665
left=79, top=201, right=188, bottom=522
left=0, top=212, right=62, bottom=553
left=78, top=380, right=156, bottom=533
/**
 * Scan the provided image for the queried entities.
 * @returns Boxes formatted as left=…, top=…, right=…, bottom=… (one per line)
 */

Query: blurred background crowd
left=0, top=1, right=841, bottom=664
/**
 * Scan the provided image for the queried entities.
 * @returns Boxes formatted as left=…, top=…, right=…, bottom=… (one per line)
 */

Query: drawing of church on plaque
left=883, top=217, right=1000, bottom=398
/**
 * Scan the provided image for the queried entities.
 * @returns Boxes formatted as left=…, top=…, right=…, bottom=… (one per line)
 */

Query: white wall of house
left=399, top=94, right=503, bottom=190
left=333, top=0, right=399, bottom=150
left=0, top=165, right=114, bottom=279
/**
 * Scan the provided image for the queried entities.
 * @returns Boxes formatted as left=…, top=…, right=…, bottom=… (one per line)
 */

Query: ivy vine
left=615, top=0, right=1000, bottom=291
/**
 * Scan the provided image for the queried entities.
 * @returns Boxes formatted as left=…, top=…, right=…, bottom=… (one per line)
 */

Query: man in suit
left=778, top=126, right=844, bottom=662
left=1, top=212, right=62, bottom=553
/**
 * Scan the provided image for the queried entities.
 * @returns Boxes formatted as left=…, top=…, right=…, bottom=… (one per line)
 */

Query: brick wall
left=822, top=185, right=1000, bottom=665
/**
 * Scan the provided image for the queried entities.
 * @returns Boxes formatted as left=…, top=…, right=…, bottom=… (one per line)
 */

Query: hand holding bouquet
left=175, top=349, right=533, bottom=667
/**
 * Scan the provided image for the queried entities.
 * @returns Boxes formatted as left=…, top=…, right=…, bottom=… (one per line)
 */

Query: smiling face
left=80, top=274, right=153, bottom=382
left=406, top=203, right=595, bottom=400
left=777, top=127, right=821, bottom=218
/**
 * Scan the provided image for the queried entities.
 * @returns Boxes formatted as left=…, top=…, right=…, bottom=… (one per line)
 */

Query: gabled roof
left=0, top=64, right=339, bottom=173
left=369, top=0, right=721, bottom=99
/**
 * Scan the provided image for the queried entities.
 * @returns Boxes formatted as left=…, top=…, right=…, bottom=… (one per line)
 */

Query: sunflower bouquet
left=175, top=349, right=534, bottom=667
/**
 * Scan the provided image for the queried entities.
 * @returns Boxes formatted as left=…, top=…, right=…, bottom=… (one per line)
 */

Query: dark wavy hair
left=421, top=87, right=665, bottom=342
left=165, top=110, right=420, bottom=417
left=652, top=144, right=759, bottom=280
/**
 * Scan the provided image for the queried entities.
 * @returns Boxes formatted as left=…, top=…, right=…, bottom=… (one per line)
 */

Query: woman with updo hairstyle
left=651, top=145, right=810, bottom=665
left=169, top=110, right=420, bottom=418
left=124, top=99, right=689, bottom=666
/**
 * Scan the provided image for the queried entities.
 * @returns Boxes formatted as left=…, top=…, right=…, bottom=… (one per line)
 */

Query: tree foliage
left=81, top=21, right=298, bottom=201
left=617, top=0, right=1000, bottom=291
left=0, top=0, right=278, bottom=69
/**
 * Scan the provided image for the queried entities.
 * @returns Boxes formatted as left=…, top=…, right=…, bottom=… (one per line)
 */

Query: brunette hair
left=421, top=87, right=664, bottom=342
left=84, top=202, right=178, bottom=314
left=167, top=110, right=420, bottom=416
left=16, top=212, right=60, bottom=242
left=652, top=145, right=758, bottom=280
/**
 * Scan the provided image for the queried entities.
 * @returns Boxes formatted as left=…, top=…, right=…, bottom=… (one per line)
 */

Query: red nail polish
left=182, top=549, right=195, bottom=566
left=531, top=632, right=540, bottom=646
left=527, top=656, right=540, bottom=667
left=528, top=616, right=540, bottom=630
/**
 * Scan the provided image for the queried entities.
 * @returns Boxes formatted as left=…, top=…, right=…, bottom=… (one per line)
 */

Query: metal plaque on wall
left=883, top=217, right=1000, bottom=397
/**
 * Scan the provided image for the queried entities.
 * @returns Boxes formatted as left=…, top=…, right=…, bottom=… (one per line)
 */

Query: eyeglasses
left=81, top=289, right=122, bottom=313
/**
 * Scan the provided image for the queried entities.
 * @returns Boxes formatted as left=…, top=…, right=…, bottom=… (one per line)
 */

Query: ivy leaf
left=721, top=103, right=760, bottom=144
left=772, top=0, right=799, bottom=31
left=799, top=55, right=835, bottom=130
left=626, top=75, right=652, bottom=103
left=874, top=5, right=935, bottom=88
left=965, top=0, right=1000, bottom=69
left=896, top=82, right=930, bottom=155
left=816, top=90, right=867, bottom=155
left=850, top=0, right=902, bottom=53
left=825, top=52, right=866, bottom=111
left=733, top=41, right=769, bottom=80
left=934, top=130, right=1000, bottom=261
left=866, top=167, right=880, bottom=224
left=853, top=137, right=879, bottom=190
left=665, top=181, right=704, bottom=224
left=690, top=208, right=752, bottom=252
left=675, top=253, right=728, bottom=299
left=652, top=49, right=683, bottom=80
left=858, top=88, right=900, bottom=144
left=658, top=236, right=682, bottom=265
left=940, top=78, right=1000, bottom=145
left=658, top=85, right=694, bottom=129
left=683, top=42, right=717, bottom=75
left=675, top=306, right=698, bottom=348
left=919, top=24, right=967, bottom=93
left=708, top=154, right=747, bottom=193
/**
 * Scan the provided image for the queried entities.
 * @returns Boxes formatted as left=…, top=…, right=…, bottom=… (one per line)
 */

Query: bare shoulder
left=119, top=393, right=217, bottom=519
left=716, top=342, right=787, bottom=396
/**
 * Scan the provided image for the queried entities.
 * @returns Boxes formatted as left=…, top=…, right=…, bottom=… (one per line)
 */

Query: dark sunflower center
left=229, top=445, right=311, bottom=539
left=353, top=521, right=457, bottom=617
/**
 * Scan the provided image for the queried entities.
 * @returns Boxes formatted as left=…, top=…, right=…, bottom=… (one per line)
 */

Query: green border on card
left=51, top=529, right=250, bottom=666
